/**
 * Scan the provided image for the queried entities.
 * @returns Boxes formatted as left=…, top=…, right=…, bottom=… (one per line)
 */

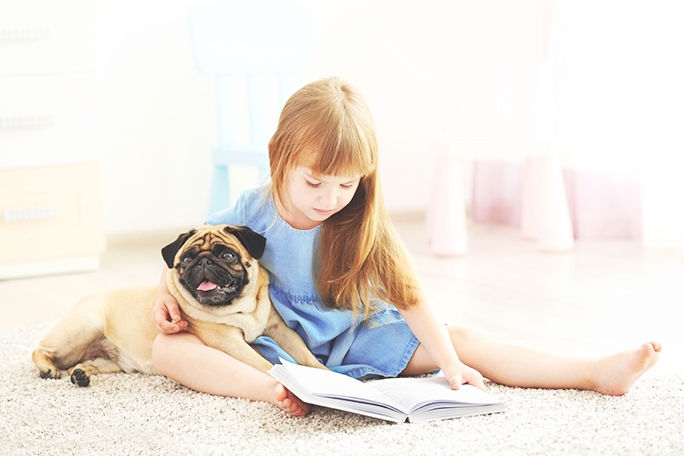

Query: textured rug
left=2, top=323, right=683, bottom=456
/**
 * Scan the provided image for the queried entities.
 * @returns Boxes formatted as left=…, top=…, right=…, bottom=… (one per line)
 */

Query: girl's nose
left=319, top=188, right=337, bottom=207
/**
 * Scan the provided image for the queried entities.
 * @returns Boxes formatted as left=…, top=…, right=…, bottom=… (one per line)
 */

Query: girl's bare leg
left=403, top=326, right=661, bottom=395
left=152, top=332, right=310, bottom=416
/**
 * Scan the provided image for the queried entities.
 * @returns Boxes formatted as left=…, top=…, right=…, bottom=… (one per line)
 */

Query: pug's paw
left=70, top=368, right=90, bottom=387
left=39, top=367, right=62, bottom=380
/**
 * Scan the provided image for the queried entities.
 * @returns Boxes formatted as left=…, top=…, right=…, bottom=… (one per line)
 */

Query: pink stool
left=521, top=153, right=574, bottom=251
left=426, top=156, right=468, bottom=256
left=427, top=148, right=574, bottom=256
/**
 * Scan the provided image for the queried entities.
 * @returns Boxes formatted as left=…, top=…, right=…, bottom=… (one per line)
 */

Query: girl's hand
left=442, top=361, right=486, bottom=391
left=153, top=293, right=188, bottom=334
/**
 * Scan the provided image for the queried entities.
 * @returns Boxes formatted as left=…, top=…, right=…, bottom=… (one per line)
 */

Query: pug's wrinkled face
left=161, top=225, right=267, bottom=307
left=178, top=243, right=247, bottom=305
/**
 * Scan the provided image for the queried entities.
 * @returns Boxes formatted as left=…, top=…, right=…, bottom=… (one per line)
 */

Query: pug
left=32, top=225, right=327, bottom=387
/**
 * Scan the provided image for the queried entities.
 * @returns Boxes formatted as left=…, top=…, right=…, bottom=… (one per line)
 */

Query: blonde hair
left=269, top=77, right=422, bottom=319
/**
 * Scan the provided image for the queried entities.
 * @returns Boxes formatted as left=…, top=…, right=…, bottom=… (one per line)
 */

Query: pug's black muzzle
left=179, top=254, right=247, bottom=306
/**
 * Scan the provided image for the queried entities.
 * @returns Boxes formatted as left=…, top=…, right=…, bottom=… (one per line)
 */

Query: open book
left=269, top=358, right=506, bottom=423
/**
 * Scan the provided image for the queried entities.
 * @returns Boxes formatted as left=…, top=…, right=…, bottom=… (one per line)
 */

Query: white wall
left=90, top=0, right=446, bottom=235
left=5, top=0, right=682, bottom=247
left=89, top=1, right=217, bottom=234
left=557, top=2, right=684, bottom=247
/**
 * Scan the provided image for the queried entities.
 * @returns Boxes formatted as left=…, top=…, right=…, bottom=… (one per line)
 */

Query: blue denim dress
left=205, top=187, right=420, bottom=379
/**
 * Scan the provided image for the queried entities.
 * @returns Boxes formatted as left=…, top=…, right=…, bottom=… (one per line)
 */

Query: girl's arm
left=153, top=267, right=188, bottom=334
left=397, top=298, right=485, bottom=391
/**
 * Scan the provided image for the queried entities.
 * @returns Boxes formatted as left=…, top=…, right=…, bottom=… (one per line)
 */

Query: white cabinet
left=0, top=1, right=104, bottom=279
left=0, top=164, right=106, bottom=279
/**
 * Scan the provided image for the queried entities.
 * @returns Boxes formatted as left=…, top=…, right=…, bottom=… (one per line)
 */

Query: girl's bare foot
left=593, top=341, right=662, bottom=396
left=272, top=383, right=311, bottom=417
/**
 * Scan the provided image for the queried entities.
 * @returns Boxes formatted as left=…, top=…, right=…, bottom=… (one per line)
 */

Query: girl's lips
left=314, top=208, right=334, bottom=216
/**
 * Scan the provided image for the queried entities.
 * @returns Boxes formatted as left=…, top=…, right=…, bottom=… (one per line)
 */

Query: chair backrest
left=431, top=0, right=554, bottom=138
left=188, top=2, right=313, bottom=147
left=189, top=2, right=312, bottom=75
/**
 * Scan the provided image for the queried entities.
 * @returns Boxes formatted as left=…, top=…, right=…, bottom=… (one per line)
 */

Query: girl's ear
left=224, top=225, right=267, bottom=260
left=161, top=229, right=197, bottom=268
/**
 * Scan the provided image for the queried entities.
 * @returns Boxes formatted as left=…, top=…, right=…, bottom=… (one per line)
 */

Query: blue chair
left=188, top=2, right=313, bottom=214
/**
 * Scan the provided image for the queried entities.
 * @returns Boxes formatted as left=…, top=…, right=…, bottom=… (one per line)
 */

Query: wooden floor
left=2, top=221, right=682, bottom=373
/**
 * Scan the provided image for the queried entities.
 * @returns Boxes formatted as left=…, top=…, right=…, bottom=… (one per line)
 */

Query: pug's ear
left=161, top=229, right=197, bottom=268
left=224, top=225, right=267, bottom=260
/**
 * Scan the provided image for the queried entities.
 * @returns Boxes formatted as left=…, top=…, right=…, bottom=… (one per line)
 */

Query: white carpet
left=2, top=323, right=683, bottom=456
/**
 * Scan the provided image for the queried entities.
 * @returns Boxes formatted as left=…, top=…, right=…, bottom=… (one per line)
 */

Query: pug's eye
left=221, top=252, right=236, bottom=262
left=181, top=256, right=192, bottom=265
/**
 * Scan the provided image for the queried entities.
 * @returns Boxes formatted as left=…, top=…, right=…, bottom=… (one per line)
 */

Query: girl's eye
left=305, top=179, right=320, bottom=188
left=341, top=183, right=354, bottom=189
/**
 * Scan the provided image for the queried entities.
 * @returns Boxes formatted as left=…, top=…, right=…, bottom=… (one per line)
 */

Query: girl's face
left=278, top=166, right=361, bottom=230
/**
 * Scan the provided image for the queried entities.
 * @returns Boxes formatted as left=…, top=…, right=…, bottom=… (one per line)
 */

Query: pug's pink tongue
left=197, top=281, right=218, bottom=291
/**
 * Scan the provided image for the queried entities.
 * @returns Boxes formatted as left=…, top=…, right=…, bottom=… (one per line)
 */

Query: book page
left=368, top=376, right=501, bottom=412
left=272, top=359, right=403, bottom=409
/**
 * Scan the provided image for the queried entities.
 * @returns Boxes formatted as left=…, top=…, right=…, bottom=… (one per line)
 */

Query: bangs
left=298, top=114, right=377, bottom=179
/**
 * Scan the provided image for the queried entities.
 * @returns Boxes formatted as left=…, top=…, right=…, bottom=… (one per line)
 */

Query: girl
left=152, top=77, right=661, bottom=417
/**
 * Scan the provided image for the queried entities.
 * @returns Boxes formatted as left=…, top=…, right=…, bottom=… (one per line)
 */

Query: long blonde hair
left=269, top=77, right=422, bottom=319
